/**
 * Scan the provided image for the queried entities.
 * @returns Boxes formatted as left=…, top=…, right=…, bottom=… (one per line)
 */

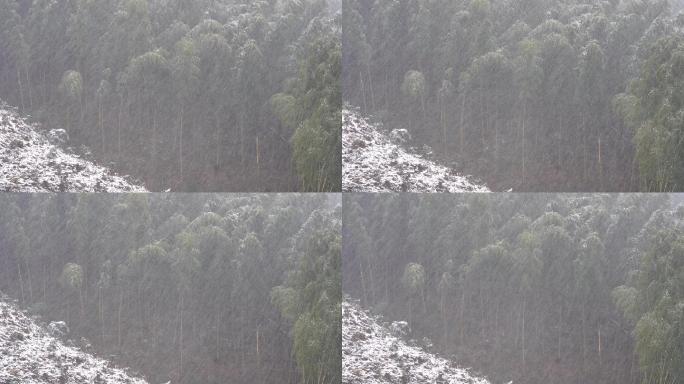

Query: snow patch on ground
left=343, top=299, right=492, bottom=384
left=0, top=102, right=146, bottom=192
left=0, top=296, right=148, bottom=384
left=343, top=107, right=489, bottom=193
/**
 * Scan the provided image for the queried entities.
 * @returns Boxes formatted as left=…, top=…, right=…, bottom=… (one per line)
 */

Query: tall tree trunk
left=25, top=259, right=33, bottom=303
left=179, top=104, right=184, bottom=183
left=118, top=289, right=123, bottom=350
left=582, top=303, right=586, bottom=374
left=480, top=79, right=485, bottom=147
left=17, top=67, right=25, bottom=113
left=80, top=88, right=85, bottom=129
left=152, top=106, right=157, bottom=165
left=99, top=97, right=105, bottom=155
left=597, top=324, right=602, bottom=367
left=256, top=326, right=260, bottom=368
left=179, top=293, right=184, bottom=383
left=359, top=73, right=367, bottom=113
left=408, top=299, right=412, bottom=329
left=460, top=91, right=466, bottom=155
left=17, top=261, right=25, bottom=305
left=118, top=95, right=123, bottom=160
left=480, top=284, right=486, bottom=339
left=359, top=257, right=368, bottom=305
left=367, top=63, right=376, bottom=111
left=494, top=119, right=499, bottom=176
left=558, top=303, right=562, bottom=362
left=215, top=115, right=221, bottom=169
left=256, top=136, right=260, bottom=180
left=629, top=348, right=635, bottom=384
left=582, top=112, right=587, bottom=184
left=460, top=290, right=465, bottom=344
left=43, top=264, right=47, bottom=302
left=441, top=99, right=447, bottom=156
left=441, top=292, right=448, bottom=345
left=216, top=308, right=220, bottom=361
left=240, top=115, right=245, bottom=166
left=598, top=135, right=603, bottom=190
left=385, top=72, right=389, bottom=110
left=366, top=256, right=374, bottom=304
left=522, top=103, right=526, bottom=188
left=558, top=115, right=563, bottom=169
left=42, top=69, right=47, bottom=106
left=522, top=295, right=526, bottom=373
left=26, top=67, right=33, bottom=110
left=100, top=286, right=105, bottom=344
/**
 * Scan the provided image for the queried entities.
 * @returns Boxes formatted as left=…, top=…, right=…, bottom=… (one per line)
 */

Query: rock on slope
left=0, top=296, right=149, bottom=384
left=343, top=299, right=491, bottom=384
left=0, top=102, right=146, bottom=192
left=343, top=107, right=489, bottom=193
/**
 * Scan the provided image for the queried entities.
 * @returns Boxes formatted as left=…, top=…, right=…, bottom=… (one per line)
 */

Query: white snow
left=342, top=107, right=489, bottom=193
left=0, top=295, right=148, bottom=384
left=343, top=298, right=492, bottom=384
left=0, top=102, right=146, bottom=192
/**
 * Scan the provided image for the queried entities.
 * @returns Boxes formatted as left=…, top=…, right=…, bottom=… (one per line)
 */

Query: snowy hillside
left=0, top=102, right=145, bottom=192
left=343, top=299, right=492, bottom=384
left=0, top=295, right=149, bottom=384
left=343, top=107, right=489, bottom=193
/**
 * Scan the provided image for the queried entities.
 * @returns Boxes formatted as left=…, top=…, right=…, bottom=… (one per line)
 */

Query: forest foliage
left=0, top=193, right=341, bottom=384
left=344, top=193, right=684, bottom=384
left=343, top=0, right=684, bottom=191
left=0, top=0, right=341, bottom=192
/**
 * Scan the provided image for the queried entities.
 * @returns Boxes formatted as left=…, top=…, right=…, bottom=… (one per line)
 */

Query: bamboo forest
left=343, top=0, right=684, bottom=191
left=343, top=193, right=684, bottom=384
left=0, top=194, right=341, bottom=384
left=3, top=1, right=684, bottom=384
left=0, top=0, right=341, bottom=192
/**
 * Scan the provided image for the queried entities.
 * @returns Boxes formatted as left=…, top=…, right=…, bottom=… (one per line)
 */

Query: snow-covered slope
left=0, top=103, right=146, bottom=192
left=343, top=107, right=489, bottom=193
left=0, top=295, right=149, bottom=384
left=343, top=299, right=492, bottom=384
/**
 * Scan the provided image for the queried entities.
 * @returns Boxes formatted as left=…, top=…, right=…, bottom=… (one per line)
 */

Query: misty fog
left=0, top=0, right=341, bottom=192
left=0, top=193, right=341, bottom=384
left=343, top=0, right=684, bottom=192
left=343, top=193, right=684, bottom=384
